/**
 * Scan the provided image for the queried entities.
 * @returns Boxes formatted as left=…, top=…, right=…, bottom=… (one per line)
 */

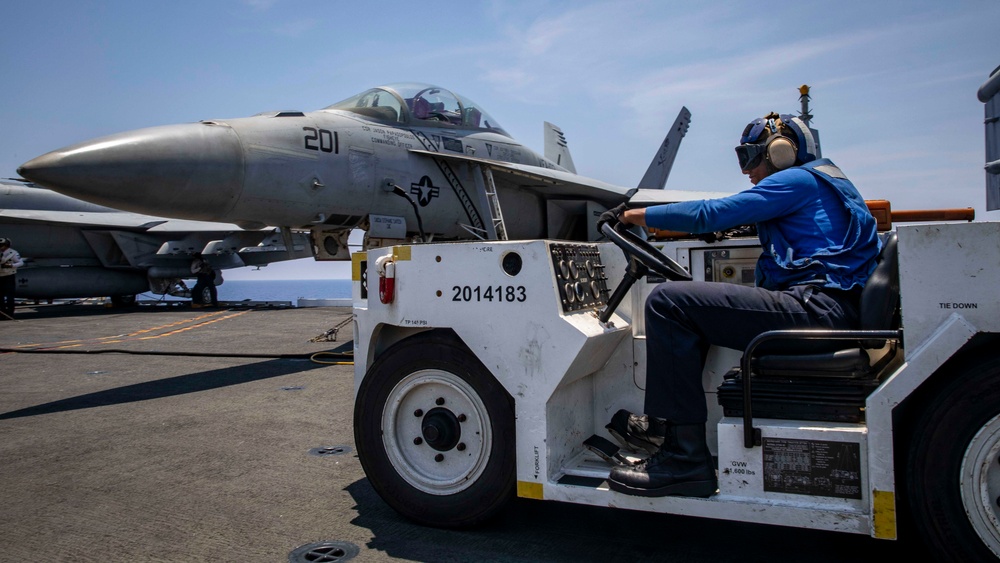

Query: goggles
left=735, top=143, right=767, bottom=171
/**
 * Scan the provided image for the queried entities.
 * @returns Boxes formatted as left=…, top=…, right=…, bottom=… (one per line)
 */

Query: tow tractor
left=350, top=72, right=1000, bottom=561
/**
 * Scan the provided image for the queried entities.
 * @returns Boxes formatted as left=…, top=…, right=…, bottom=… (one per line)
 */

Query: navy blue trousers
left=643, top=281, right=860, bottom=424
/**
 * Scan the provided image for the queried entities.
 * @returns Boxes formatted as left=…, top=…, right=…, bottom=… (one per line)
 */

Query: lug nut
left=434, top=454, right=444, bottom=462
left=458, top=414, right=467, bottom=422
left=414, top=409, right=423, bottom=417
left=457, top=443, right=466, bottom=451
left=436, top=397, right=445, bottom=406
left=413, top=437, right=423, bottom=445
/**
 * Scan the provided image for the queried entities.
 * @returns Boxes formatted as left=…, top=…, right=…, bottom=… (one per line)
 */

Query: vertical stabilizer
left=544, top=122, right=577, bottom=173
left=637, top=107, right=691, bottom=190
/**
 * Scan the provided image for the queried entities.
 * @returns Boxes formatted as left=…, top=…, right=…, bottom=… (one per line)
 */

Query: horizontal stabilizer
left=637, top=107, right=691, bottom=190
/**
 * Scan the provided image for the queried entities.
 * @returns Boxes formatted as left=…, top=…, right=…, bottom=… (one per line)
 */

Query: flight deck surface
left=0, top=304, right=909, bottom=562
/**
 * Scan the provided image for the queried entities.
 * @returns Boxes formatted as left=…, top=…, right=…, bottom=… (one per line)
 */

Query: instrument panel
left=549, top=243, right=610, bottom=313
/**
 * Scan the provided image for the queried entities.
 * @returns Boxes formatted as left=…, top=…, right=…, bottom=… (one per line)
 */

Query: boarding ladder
left=470, top=163, right=508, bottom=241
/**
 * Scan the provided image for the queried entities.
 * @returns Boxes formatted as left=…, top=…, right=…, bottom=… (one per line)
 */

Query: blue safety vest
left=754, top=158, right=881, bottom=290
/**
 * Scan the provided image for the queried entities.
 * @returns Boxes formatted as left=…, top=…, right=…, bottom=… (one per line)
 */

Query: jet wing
left=408, top=149, right=632, bottom=204
left=409, top=149, right=733, bottom=207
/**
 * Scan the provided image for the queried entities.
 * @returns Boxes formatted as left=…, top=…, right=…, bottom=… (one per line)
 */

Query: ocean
left=139, top=278, right=353, bottom=304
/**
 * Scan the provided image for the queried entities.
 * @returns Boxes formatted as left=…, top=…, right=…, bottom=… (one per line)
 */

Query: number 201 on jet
left=303, top=127, right=338, bottom=153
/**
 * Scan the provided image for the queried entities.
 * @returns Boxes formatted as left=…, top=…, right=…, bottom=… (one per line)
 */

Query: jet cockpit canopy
left=326, top=83, right=509, bottom=137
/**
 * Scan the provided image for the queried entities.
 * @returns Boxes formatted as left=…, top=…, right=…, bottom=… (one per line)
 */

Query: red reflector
left=379, top=276, right=395, bottom=304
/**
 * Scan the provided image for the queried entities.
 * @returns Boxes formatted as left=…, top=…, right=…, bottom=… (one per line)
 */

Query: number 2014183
left=452, top=285, right=526, bottom=303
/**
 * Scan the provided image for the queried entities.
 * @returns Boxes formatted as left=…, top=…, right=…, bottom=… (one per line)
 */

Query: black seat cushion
left=752, top=348, right=871, bottom=379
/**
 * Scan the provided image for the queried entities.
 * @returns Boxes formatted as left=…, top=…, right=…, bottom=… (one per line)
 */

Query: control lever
left=597, top=257, right=648, bottom=324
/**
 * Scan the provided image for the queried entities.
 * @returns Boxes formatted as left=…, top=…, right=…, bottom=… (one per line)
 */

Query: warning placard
left=762, top=438, right=862, bottom=499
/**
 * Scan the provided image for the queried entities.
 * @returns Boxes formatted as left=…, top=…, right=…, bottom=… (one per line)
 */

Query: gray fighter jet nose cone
left=18, top=122, right=245, bottom=221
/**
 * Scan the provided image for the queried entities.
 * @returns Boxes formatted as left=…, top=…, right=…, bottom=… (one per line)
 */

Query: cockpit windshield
left=325, top=83, right=509, bottom=137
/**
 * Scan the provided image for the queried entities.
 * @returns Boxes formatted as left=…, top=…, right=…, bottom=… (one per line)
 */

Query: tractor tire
left=354, top=331, right=515, bottom=528
left=906, top=354, right=1000, bottom=562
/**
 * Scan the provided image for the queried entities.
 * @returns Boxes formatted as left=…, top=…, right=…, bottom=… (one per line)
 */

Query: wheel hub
left=382, top=369, right=492, bottom=495
left=421, top=407, right=461, bottom=452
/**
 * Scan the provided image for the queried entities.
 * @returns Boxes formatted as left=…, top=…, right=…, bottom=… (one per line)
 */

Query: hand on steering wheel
left=600, top=217, right=692, bottom=282
left=594, top=212, right=691, bottom=324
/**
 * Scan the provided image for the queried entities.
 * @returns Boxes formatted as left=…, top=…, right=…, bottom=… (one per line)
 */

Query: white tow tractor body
left=351, top=221, right=1000, bottom=561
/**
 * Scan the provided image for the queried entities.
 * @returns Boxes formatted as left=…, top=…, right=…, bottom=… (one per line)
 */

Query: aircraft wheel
left=196, top=286, right=214, bottom=305
left=906, top=354, right=1000, bottom=562
left=354, top=332, right=515, bottom=528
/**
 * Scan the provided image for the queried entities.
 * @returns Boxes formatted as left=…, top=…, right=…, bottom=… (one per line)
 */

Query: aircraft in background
left=18, top=83, right=712, bottom=259
left=0, top=180, right=311, bottom=305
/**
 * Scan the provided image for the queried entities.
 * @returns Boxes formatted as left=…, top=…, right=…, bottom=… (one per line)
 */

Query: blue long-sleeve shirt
left=644, top=159, right=880, bottom=290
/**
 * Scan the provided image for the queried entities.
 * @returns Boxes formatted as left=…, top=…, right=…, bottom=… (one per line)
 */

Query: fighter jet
left=19, top=83, right=707, bottom=258
left=0, top=180, right=311, bottom=304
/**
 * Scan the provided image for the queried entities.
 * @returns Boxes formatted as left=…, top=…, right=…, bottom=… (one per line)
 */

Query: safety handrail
left=740, top=328, right=903, bottom=448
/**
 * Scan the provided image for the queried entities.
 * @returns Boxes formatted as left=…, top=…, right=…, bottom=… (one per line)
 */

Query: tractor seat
left=749, top=231, right=900, bottom=379
left=717, top=232, right=902, bottom=435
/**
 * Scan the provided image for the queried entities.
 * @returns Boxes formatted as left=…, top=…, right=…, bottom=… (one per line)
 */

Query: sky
left=2, top=0, right=998, bottom=280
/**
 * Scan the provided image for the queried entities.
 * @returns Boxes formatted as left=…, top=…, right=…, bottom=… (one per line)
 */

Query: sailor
left=0, top=237, right=25, bottom=320
left=603, top=113, right=880, bottom=497
left=189, top=253, right=218, bottom=308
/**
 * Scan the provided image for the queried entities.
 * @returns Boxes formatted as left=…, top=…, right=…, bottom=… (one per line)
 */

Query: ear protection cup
left=766, top=135, right=797, bottom=170
left=739, top=112, right=815, bottom=171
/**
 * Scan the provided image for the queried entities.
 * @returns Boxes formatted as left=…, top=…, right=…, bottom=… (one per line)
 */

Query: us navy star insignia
left=410, top=176, right=440, bottom=207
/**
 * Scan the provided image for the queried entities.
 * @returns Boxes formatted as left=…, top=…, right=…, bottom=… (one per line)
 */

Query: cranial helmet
left=735, top=112, right=818, bottom=172
left=0, top=238, right=9, bottom=246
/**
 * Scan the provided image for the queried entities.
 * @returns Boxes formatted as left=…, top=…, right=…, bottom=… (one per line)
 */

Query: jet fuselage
left=19, top=84, right=572, bottom=242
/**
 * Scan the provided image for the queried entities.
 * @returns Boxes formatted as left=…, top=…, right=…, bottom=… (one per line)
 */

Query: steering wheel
left=600, top=221, right=692, bottom=281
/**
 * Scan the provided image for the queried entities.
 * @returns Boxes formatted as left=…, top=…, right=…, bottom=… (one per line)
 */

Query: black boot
left=607, top=423, right=717, bottom=498
left=605, top=409, right=667, bottom=454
